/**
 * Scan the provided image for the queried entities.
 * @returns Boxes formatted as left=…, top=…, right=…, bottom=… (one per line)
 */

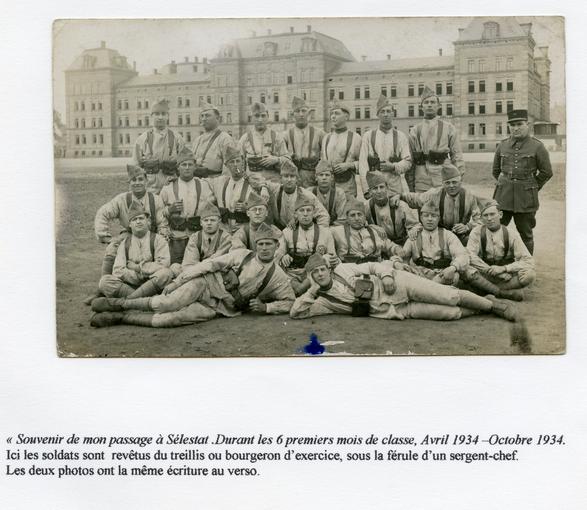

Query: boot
left=82, top=288, right=103, bottom=306
left=498, top=289, right=524, bottom=301
left=122, top=311, right=155, bottom=327
left=90, top=312, right=124, bottom=328
left=101, top=255, right=116, bottom=276
left=485, top=295, right=518, bottom=322
left=464, top=272, right=502, bottom=296
left=457, top=290, right=492, bottom=312
left=127, top=280, right=160, bottom=299
left=91, top=297, right=126, bottom=312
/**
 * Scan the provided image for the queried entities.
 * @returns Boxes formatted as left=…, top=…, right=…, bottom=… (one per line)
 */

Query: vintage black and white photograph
left=53, top=16, right=565, bottom=357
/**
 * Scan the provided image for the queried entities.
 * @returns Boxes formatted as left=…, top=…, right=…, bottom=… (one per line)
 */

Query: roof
left=118, top=73, right=210, bottom=89
left=219, top=30, right=355, bottom=61
left=456, top=17, right=531, bottom=42
left=67, top=47, right=133, bottom=72
left=331, top=55, right=454, bottom=76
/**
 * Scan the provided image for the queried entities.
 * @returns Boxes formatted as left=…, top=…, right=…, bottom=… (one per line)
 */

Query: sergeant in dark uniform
left=492, top=109, right=552, bottom=254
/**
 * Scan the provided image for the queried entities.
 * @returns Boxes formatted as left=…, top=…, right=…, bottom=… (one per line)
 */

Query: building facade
left=63, top=18, right=554, bottom=158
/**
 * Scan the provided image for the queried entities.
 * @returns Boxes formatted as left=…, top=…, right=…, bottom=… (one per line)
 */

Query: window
left=355, top=87, right=361, bottom=99
left=356, top=128, right=362, bottom=135
left=392, top=104, right=398, bottom=117
left=226, top=113, right=232, bottom=123
left=260, top=93, right=266, bottom=104
left=338, top=90, right=344, bottom=100
left=247, top=96, right=252, bottom=105
left=206, top=96, right=212, bottom=104
left=446, top=103, right=453, bottom=116
left=186, top=132, right=192, bottom=143
left=74, top=101, right=79, bottom=111
left=92, top=118, right=96, bottom=128
left=507, top=101, right=514, bottom=113
left=98, top=150, right=102, bottom=156
left=364, top=86, right=370, bottom=99
left=496, top=101, right=503, bottom=114
left=98, top=118, right=103, bottom=128
left=507, top=124, right=511, bottom=135
left=124, top=100, right=129, bottom=110
left=479, top=60, right=486, bottom=72
left=506, top=57, right=513, bottom=70
left=247, top=115, right=252, bottom=123
left=81, top=119, right=86, bottom=128
left=99, top=134, right=104, bottom=144
left=468, top=124, right=475, bottom=136
left=390, top=85, right=397, bottom=98
left=125, top=134, right=130, bottom=144
left=467, top=60, right=474, bottom=73
left=496, top=81, right=503, bottom=92
left=177, top=97, right=183, bottom=108
left=355, top=108, right=361, bottom=119
left=436, top=83, right=442, bottom=95
left=145, top=116, right=149, bottom=126
left=219, top=96, right=224, bottom=105
left=496, top=57, right=504, bottom=72
left=91, top=103, right=95, bottom=111
left=507, top=80, right=514, bottom=92
left=380, top=86, right=387, bottom=97
left=98, top=102, right=102, bottom=110
left=479, top=104, right=486, bottom=114
left=479, top=80, right=486, bottom=93
left=178, top=114, right=183, bottom=126
left=138, top=118, right=142, bottom=127
left=81, top=135, right=87, bottom=144
left=81, top=102, right=85, bottom=111
left=329, top=89, right=335, bottom=100
left=75, top=135, right=80, bottom=145
left=408, top=84, right=414, bottom=97
left=74, top=119, right=79, bottom=128
left=364, top=107, right=371, bottom=119
left=81, top=150, right=86, bottom=156
left=496, top=123, right=503, bottom=135
left=468, top=81, right=475, bottom=93
left=185, top=98, right=191, bottom=107
left=479, top=143, right=486, bottom=150
left=118, top=117, right=123, bottom=127
left=117, top=100, right=122, bottom=110
left=137, top=100, right=142, bottom=109
left=74, top=151, right=79, bottom=156
left=418, top=84, right=424, bottom=96
left=144, top=100, right=149, bottom=109
left=274, top=112, right=280, bottom=122
left=418, top=106, right=424, bottom=117
left=483, top=21, right=500, bottom=39
left=446, top=82, right=453, bottom=95
left=468, top=103, right=475, bottom=115
left=92, top=134, right=97, bottom=144
left=480, top=123, right=486, bottom=135
left=186, top=114, right=191, bottom=125
left=193, top=65, right=198, bottom=72
left=468, top=143, right=475, bottom=150
left=273, top=92, right=279, bottom=104
left=302, top=91, right=307, bottom=100
left=287, top=75, right=293, bottom=84
left=124, top=118, right=129, bottom=127
left=408, top=105, right=415, bottom=117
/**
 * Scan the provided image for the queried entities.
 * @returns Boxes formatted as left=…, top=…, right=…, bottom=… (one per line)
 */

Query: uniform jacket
left=112, top=231, right=170, bottom=282
left=265, top=183, right=330, bottom=228
left=191, top=129, right=234, bottom=174
left=180, top=228, right=232, bottom=269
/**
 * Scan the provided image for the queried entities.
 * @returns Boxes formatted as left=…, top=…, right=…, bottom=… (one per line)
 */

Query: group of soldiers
left=87, top=84, right=552, bottom=330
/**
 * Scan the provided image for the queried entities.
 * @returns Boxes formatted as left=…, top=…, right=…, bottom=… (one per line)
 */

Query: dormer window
left=263, top=42, right=277, bottom=57
left=483, top=22, right=500, bottom=39
left=301, top=37, right=318, bottom=52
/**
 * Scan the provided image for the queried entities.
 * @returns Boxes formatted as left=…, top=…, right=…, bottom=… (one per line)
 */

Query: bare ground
left=55, top=160, right=565, bottom=357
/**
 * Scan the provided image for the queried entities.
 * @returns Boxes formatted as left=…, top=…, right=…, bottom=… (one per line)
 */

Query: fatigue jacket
left=230, top=223, right=283, bottom=251
left=402, top=227, right=469, bottom=271
left=112, top=232, right=170, bottom=282
left=331, top=224, right=400, bottom=261
left=312, top=185, right=348, bottom=226
left=265, top=183, right=330, bottom=229
left=365, top=198, right=419, bottom=245
left=492, top=135, right=552, bottom=213
left=180, top=228, right=232, bottom=269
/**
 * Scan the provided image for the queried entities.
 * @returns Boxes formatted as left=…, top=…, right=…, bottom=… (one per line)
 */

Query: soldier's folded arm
left=290, top=292, right=334, bottom=319
left=263, top=279, right=296, bottom=315
left=94, top=199, right=121, bottom=241
left=177, top=250, right=241, bottom=284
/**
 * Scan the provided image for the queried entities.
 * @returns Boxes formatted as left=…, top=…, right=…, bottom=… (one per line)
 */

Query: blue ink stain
left=303, top=333, right=325, bottom=355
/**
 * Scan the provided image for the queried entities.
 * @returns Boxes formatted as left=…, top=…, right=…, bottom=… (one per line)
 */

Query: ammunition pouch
left=415, top=257, right=452, bottom=270
left=413, top=151, right=426, bottom=166
left=367, top=156, right=381, bottom=171
left=428, top=151, right=449, bottom=165
left=246, top=156, right=264, bottom=172
left=222, top=269, right=240, bottom=293
left=290, top=254, right=311, bottom=269
left=169, top=215, right=201, bottom=232
left=389, top=155, right=402, bottom=164
left=226, top=209, right=249, bottom=224
left=232, top=290, right=250, bottom=312
left=186, top=216, right=201, bottom=232
left=193, top=165, right=210, bottom=178
left=483, top=256, right=515, bottom=267
left=218, top=208, right=231, bottom=224
left=333, top=168, right=354, bottom=184
left=343, top=255, right=380, bottom=264
left=298, top=156, right=319, bottom=172
left=160, top=160, right=178, bottom=176
left=351, top=275, right=374, bottom=317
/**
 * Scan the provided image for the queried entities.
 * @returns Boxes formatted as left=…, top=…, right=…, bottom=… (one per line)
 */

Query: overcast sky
left=52, top=17, right=565, bottom=121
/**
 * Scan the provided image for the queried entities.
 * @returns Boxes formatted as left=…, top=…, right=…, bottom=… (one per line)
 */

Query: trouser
left=464, top=267, right=536, bottom=290
left=414, top=163, right=444, bottom=192
left=394, top=270, right=491, bottom=320
left=98, top=268, right=174, bottom=298
left=500, top=211, right=536, bottom=254
left=168, top=237, right=189, bottom=265
left=411, top=263, right=460, bottom=286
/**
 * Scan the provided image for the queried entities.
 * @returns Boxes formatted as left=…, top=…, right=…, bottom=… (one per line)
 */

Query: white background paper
left=1, top=1, right=586, bottom=509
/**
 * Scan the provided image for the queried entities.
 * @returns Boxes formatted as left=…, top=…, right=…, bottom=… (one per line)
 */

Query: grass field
left=55, top=159, right=565, bottom=357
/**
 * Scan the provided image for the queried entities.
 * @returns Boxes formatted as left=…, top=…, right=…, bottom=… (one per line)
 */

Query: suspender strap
left=328, top=186, right=336, bottom=219
left=238, top=180, right=250, bottom=202
left=366, top=226, right=377, bottom=254
left=333, top=273, right=354, bottom=291
left=345, top=224, right=377, bottom=258
left=172, top=180, right=179, bottom=201
left=369, top=199, right=377, bottom=225
left=125, top=233, right=156, bottom=260
left=480, top=225, right=487, bottom=260
left=416, top=228, right=447, bottom=261
left=369, top=199, right=398, bottom=238
left=439, top=189, right=446, bottom=227
left=256, top=262, right=276, bottom=297
left=199, top=129, right=222, bottom=163
left=317, top=292, right=353, bottom=308
left=416, top=124, right=423, bottom=151
left=196, top=231, right=203, bottom=258
left=343, top=131, right=353, bottom=162
left=237, top=252, right=255, bottom=275
left=270, top=130, right=276, bottom=155
left=147, top=130, right=174, bottom=157
left=126, top=192, right=132, bottom=209
left=503, top=226, right=510, bottom=257
left=293, top=224, right=320, bottom=257
left=438, top=228, right=445, bottom=258
left=435, top=120, right=444, bottom=151
left=370, top=129, right=378, bottom=158
left=459, top=188, right=466, bottom=223
left=222, top=178, right=230, bottom=208
left=244, top=224, right=251, bottom=249
left=289, top=128, right=295, bottom=154
left=392, top=128, right=398, bottom=159
left=481, top=225, right=511, bottom=263
left=173, top=179, right=202, bottom=216
left=146, top=131, right=153, bottom=156
left=415, top=230, right=423, bottom=260
left=324, top=133, right=331, bottom=159
left=247, top=131, right=257, bottom=156
left=308, top=126, right=315, bottom=158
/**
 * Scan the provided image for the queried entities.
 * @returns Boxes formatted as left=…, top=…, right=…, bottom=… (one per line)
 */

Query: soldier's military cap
left=420, top=199, right=440, bottom=215
left=254, top=222, right=280, bottom=243
left=151, top=99, right=170, bottom=114
left=251, top=102, right=268, bottom=115
left=291, top=96, right=307, bottom=111
left=280, top=158, right=299, bottom=174
left=128, top=201, right=150, bottom=222
left=329, top=100, right=350, bottom=115
left=315, top=160, right=334, bottom=175
left=366, top=171, right=387, bottom=189
left=304, top=253, right=329, bottom=274
left=344, top=197, right=366, bottom=216
left=224, top=144, right=242, bottom=163
left=507, top=109, right=528, bottom=123
left=294, top=194, right=315, bottom=211
left=127, top=164, right=146, bottom=181
left=441, top=162, right=460, bottom=181
left=200, top=202, right=221, bottom=218
left=199, top=98, right=220, bottom=115
left=419, top=85, right=438, bottom=103
left=479, top=198, right=500, bottom=214
left=245, top=192, right=267, bottom=210
left=177, top=146, right=195, bottom=165
left=376, top=94, right=394, bottom=114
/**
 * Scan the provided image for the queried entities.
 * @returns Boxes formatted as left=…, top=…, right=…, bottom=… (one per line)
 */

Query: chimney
left=361, top=55, right=367, bottom=62
left=153, top=69, right=158, bottom=75
left=169, top=61, right=177, bottom=74
left=100, top=41, right=106, bottom=49
left=439, top=48, right=443, bottom=56
left=267, top=29, right=272, bottom=35
left=194, top=56, right=199, bottom=63
left=203, top=57, right=208, bottom=64
left=132, top=61, right=136, bottom=71
left=290, top=26, right=294, bottom=33
left=458, top=28, right=464, bottom=36
left=184, top=57, right=189, bottom=63
left=386, top=54, right=391, bottom=60
left=307, top=25, right=311, bottom=33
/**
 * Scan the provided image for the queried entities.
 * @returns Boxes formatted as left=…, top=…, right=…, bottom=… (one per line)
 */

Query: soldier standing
left=492, top=109, right=552, bottom=254
left=408, top=86, right=464, bottom=192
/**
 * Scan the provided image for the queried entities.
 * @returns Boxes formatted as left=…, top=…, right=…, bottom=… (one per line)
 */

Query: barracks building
left=63, top=17, right=557, bottom=158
